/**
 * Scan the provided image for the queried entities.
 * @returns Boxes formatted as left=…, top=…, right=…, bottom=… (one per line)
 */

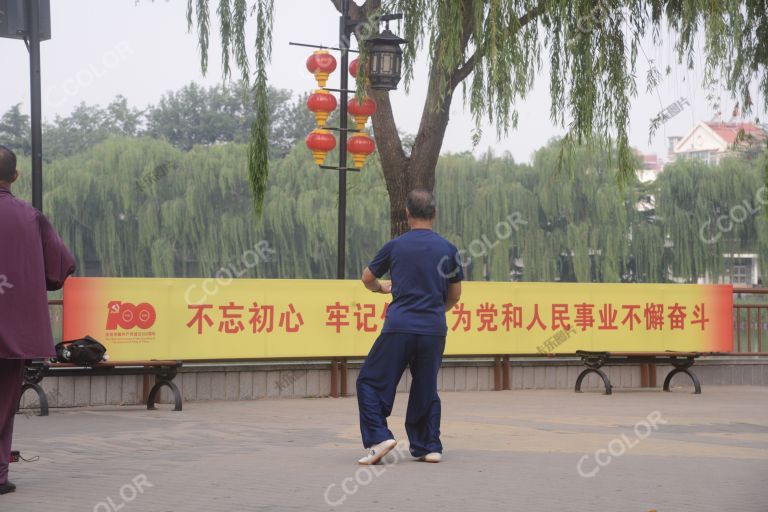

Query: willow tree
left=186, top=0, right=767, bottom=236
left=15, top=135, right=766, bottom=282
left=187, top=0, right=768, bottom=235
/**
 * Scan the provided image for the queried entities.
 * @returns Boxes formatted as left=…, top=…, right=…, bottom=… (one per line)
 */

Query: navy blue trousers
left=356, top=332, right=445, bottom=457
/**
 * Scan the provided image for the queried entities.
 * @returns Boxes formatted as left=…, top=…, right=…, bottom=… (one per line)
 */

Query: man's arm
left=364, top=240, right=393, bottom=294
left=445, top=281, right=462, bottom=311
left=362, top=267, right=391, bottom=294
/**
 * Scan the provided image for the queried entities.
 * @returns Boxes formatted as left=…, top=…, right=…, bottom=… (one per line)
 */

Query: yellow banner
left=63, top=278, right=733, bottom=360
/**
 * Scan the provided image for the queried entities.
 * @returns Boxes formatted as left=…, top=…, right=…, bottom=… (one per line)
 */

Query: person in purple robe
left=0, top=145, right=76, bottom=495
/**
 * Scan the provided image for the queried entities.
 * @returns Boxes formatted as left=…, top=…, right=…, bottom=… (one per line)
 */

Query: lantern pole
left=336, top=0, right=351, bottom=280
left=292, top=4, right=405, bottom=280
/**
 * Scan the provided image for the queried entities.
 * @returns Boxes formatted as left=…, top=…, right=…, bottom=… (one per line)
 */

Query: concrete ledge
left=18, top=356, right=768, bottom=409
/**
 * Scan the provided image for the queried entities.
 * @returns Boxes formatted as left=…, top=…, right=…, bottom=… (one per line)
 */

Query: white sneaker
left=418, top=452, right=442, bottom=463
left=357, top=439, right=397, bottom=465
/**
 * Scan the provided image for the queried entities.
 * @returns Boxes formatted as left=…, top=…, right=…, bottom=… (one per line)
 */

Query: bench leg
left=18, top=383, right=49, bottom=417
left=146, top=379, right=183, bottom=411
left=575, top=368, right=612, bottom=395
left=663, top=367, right=701, bottom=394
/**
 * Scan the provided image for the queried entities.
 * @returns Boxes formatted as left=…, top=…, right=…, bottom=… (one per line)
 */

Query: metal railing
left=48, top=298, right=64, bottom=343
left=733, top=288, right=768, bottom=353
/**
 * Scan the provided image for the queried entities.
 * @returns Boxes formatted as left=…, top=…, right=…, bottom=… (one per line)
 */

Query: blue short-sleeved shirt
left=368, top=228, right=464, bottom=336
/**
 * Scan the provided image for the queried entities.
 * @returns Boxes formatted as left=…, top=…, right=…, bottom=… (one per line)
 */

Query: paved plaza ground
left=5, top=386, right=768, bottom=512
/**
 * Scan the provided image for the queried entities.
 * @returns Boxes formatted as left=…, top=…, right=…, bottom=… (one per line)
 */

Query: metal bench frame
left=574, top=350, right=702, bottom=395
left=20, top=360, right=183, bottom=416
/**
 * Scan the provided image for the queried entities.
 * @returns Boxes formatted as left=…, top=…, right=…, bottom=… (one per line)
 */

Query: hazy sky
left=2, top=0, right=765, bottom=163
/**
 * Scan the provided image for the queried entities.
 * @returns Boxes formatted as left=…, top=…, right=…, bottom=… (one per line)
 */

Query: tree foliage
left=145, top=82, right=314, bottom=156
left=185, top=0, right=768, bottom=226
left=0, top=104, right=31, bottom=156
left=43, top=97, right=143, bottom=160
left=10, top=136, right=767, bottom=282
left=0, top=83, right=313, bottom=161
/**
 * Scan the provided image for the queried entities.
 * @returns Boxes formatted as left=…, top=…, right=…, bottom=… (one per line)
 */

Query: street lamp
left=366, top=26, right=406, bottom=91
left=0, top=0, right=51, bottom=212
left=289, top=3, right=406, bottom=282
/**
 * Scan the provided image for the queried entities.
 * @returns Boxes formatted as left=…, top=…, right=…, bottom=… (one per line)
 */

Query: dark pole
left=28, top=0, right=43, bottom=212
left=337, top=0, right=350, bottom=280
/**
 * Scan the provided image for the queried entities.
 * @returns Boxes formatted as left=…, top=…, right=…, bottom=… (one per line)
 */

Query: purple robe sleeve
left=38, top=212, right=76, bottom=291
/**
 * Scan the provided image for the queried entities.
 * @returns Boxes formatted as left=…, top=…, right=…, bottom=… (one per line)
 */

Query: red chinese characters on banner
left=219, top=302, right=245, bottom=334
left=326, top=302, right=350, bottom=333
left=691, top=304, right=709, bottom=330
left=186, top=304, right=214, bottom=334
left=324, top=302, right=387, bottom=333
left=186, top=302, right=303, bottom=335
left=526, top=304, right=546, bottom=331
left=550, top=304, right=571, bottom=331
left=249, top=303, right=274, bottom=333
left=598, top=304, right=619, bottom=330
left=185, top=299, right=712, bottom=336
left=668, top=303, right=687, bottom=330
left=501, top=303, right=522, bottom=331
left=621, top=305, right=642, bottom=331
left=574, top=303, right=595, bottom=331
left=279, top=304, right=304, bottom=333
left=477, top=303, right=498, bottom=332
left=354, top=303, right=378, bottom=332
left=447, top=301, right=711, bottom=334
left=644, top=303, right=664, bottom=330
left=451, top=303, right=472, bottom=332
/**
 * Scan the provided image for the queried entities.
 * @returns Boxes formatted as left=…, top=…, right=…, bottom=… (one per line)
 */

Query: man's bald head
left=0, top=145, right=17, bottom=184
left=406, top=188, right=437, bottom=220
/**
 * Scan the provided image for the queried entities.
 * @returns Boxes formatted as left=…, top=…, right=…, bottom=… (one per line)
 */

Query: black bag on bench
left=55, top=336, right=108, bottom=366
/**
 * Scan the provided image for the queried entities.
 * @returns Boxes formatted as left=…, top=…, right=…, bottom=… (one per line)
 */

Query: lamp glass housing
left=366, top=28, right=406, bottom=91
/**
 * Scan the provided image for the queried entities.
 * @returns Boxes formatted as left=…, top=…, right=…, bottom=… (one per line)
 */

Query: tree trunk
left=369, top=32, right=458, bottom=237
left=334, top=0, right=464, bottom=238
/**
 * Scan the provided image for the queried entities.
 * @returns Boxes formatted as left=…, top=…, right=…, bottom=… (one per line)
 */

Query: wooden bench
left=20, top=360, right=183, bottom=416
left=575, top=350, right=702, bottom=395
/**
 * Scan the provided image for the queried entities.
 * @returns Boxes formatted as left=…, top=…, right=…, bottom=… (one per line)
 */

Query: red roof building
left=669, top=121, right=767, bottom=165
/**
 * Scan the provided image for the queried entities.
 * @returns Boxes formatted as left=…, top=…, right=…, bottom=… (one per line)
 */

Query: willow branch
left=450, top=0, right=549, bottom=89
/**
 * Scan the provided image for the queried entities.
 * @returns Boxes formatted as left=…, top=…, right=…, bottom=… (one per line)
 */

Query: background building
left=669, top=120, right=767, bottom=164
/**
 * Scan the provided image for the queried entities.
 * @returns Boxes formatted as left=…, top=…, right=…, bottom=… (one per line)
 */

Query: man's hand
left=362, top=267, right=391, bottom=294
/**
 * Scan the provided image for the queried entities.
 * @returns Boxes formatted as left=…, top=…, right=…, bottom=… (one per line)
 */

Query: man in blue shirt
left=357, top=189, right=463, bottom=465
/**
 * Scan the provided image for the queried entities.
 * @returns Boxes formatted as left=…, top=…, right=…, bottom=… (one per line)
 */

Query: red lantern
left=347, top=133, right=376, bottom=169
left=348, top=97, right=377, bottom=130
left=307, top=90, right=337, bottom=128
left=306, top=50, right=337, bottom=88
left=306, top=129, right=337, bottom=165
left=349, top=58, right=370, bottom=87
